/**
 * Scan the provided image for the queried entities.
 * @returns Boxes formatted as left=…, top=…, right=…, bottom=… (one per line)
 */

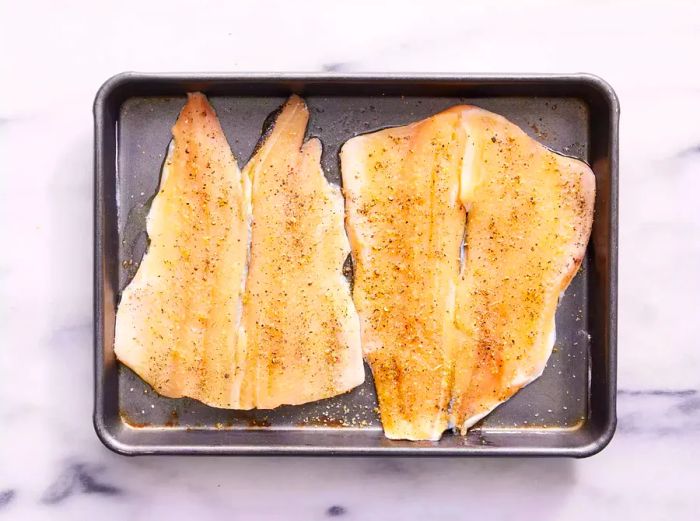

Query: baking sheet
left=94, top=74, right=618, bottom=456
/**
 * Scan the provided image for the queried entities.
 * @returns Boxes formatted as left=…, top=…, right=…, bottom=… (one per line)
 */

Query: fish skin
left=238, top=95, right=364, bottom=409
left=114, top=92, right=250, bottom=408
left=341, top=105, right=595, bottom=440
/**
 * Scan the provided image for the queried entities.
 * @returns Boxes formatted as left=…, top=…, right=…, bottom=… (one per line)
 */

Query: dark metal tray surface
left=94, top=73, right=618, bottom=456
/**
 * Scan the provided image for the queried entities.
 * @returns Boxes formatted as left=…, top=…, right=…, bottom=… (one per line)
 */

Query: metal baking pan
left=94, top=73, right=618, bottom=456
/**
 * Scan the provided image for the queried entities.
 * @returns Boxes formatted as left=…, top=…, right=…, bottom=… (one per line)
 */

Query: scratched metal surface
left=94, top=75, right=617, bottom=455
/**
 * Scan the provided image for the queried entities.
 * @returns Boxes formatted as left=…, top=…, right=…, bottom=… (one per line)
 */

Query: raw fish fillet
left=341, top=111, right=466, bottom=440
left=116, top=94, right=364, bottom=410
left=114, top=93, right=250, bottom=408
left=450, top=108, right=595, bottom=433
left=237, top=95, right=365, bottom=408
left=341, top=105, right=595, bottom=440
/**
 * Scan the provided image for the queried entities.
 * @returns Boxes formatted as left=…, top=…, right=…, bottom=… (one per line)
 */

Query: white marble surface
left=1, top=0, right=699, bottom=519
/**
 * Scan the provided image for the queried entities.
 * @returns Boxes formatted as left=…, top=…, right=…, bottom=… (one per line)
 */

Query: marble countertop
left=1, top=0, right=699, bottom=519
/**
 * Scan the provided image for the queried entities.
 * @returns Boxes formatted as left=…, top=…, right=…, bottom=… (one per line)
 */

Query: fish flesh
left=449, top=108, right=595, bottom=433
left=341, top=111, right=466, bottom=441
left=341, top=105, right=595, bottom=440
left=114, top=93, right=250, bottom=408
left=115, top=94, right=364, bottom=410
left=238, top=95, right=364, bottom=408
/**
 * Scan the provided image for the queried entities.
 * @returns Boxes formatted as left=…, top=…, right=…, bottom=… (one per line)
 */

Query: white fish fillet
left=115, top=93, right=364, bottom=410
left=114, top=93, right=249, bottom=408
left=341, top=105, right=595, bottom=440
left=237, top=95, right=365, bottom=409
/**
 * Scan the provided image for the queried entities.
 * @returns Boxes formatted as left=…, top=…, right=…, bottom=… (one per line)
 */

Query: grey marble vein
left=618, top=391, right=700, bottom=435
left=618, top=389, right=697, bottom=397
left=321, top=62, right=355, bottom=72
left=0, top=490, right=16, bottom=509
left=326, top=505, right=347, bottom=517
left=41, top=464, right=122, bottom=505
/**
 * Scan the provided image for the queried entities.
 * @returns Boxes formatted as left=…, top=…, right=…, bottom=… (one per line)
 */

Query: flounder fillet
left=115, top=94, right=364, bottom=409
left=341, top=106, right=595, bottom=440
left=114, top=93, right=249, bottom=408
left=341, top=111, right=466, bottom=440
left=238, top=95, right=364, bottom=408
